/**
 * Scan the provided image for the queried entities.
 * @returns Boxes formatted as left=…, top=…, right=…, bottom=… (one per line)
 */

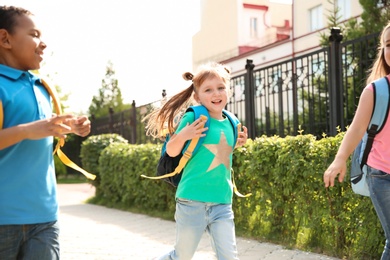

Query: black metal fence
left=90, top=100, right=159, bottom=144
left=91, top=28, right=381, bottom=143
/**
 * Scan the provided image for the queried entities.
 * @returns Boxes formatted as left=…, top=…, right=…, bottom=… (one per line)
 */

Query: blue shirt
left=0, top=64, right=58, bottom=225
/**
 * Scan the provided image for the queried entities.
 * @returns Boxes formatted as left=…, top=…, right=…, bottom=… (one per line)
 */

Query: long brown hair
left=366, top=22, right=390, bottom=84
left=143, top=62, right=231, bottom=138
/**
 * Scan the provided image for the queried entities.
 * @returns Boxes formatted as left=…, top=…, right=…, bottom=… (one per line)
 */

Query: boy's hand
left=65, top=116, right=91, bottom=137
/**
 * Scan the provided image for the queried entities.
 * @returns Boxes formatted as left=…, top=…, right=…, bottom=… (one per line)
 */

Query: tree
left=319, top=0, right=344, bottom=46
left=357, top=0, right=390, bottom=35
left=317, top=0, right=390, bottom=130
left=88, top=61, right=128, bottom=118
left=321, top=0, right=390, bottom=46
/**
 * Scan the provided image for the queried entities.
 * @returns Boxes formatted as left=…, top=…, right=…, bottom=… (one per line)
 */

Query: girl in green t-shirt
left=144, top=62, right=248, bottom=260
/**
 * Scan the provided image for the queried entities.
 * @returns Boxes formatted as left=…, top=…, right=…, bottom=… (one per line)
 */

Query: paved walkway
left=58, top=183, right=341, bottom=260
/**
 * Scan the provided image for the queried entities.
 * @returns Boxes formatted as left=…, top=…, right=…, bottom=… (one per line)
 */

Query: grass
left=56, top=174, right=88, bottom=184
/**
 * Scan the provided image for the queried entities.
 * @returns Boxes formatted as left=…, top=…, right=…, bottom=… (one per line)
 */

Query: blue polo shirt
left=0, top=64, right=58, bottom=225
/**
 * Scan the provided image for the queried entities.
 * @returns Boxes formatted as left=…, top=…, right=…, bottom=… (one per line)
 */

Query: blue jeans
left=157, top=199, right=238, bottom=260
left=367, top=166, right=390, bottom=260
left=0, top=221, right=60, bottom=260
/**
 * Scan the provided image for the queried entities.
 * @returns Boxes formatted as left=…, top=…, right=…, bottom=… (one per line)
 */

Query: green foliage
left=55, top=84, right=70, bottom=114
left=320, top=0, right=343, bottom=46
left=54, top=154, right=67, bottom=178
left=80, top=133, right=128, bottom=195
left=82, top=132, right=384, bottom=259
left=320, top=0, right=390, bottom=47
left=232, top=133, right=382, bottom=259
left=359, top=0, right=390, bottom=36
left=98, top=142, right=176, bottom=216
left=88, top=61, right=129, bottom=118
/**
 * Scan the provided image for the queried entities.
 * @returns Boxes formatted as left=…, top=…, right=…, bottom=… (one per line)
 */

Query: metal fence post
left=277, top=77, right=284, bottom=136
left=131, top=100, right=137, bottom=144
left=108, top=107, right=114, bottom=133
left=120, top=111, right=124, bottom=137
left=328, top=27, right=344, bottom=136
left=245, top=59, right=256, bottom=139
left=90, top=114, right=96, bottom=135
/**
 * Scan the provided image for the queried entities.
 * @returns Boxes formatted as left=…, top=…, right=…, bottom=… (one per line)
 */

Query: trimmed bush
left=80, top=134, right=128, bottom=194
left=54, top=154, right=67, bottom=178
left=81, top=132, right=384, bottom=259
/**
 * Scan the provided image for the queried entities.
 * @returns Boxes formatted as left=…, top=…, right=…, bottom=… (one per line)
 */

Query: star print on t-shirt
left=204, top=131, right=233, bottom=172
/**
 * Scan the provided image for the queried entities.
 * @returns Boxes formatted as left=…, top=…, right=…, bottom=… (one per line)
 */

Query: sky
left=2, top=0, right=200, bottom=114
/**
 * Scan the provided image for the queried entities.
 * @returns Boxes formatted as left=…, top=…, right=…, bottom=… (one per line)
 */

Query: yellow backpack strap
left=231, top=168, right=252, bottom=198
left=141, top=115, right=207, bottom=180
left=141, top=134, right=200, bottom=180
left=41, top=79, right=96, bottom=180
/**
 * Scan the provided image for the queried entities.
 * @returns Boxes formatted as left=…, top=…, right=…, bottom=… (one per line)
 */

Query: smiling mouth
left=36, top=51, right=44, bottom=60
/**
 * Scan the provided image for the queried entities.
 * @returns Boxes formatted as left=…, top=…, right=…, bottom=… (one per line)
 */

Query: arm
left=323, top=88, right=374, bottom=187
left=0, top=114, right=73, bottom=150
left=166, top=117, right=208, bottom=157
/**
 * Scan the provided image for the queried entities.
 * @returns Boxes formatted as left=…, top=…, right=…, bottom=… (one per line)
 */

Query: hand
left=236, top=125, right=248, bottom=147
left=323, top=158, right=347, bottom=188
left=166, top=117, right=208, bottom=157
left=178, top=117, right=208, bottom=142
left=65, top=116, right=91, bottom=137
left=24, top=114, right=74, bottom=140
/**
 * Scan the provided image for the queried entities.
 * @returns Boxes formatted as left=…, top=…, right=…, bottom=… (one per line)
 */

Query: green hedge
left=81, top=133, right=383, bottom=259
left=54, top=154, right=67, bottom=178
left=80, top=134, right=128, bottom=195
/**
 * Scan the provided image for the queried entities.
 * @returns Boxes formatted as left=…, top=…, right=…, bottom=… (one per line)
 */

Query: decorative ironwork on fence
left=91, top=28, right=380, bottom=143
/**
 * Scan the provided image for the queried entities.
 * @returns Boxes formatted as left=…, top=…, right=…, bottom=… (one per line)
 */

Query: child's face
left=3, top=14, right=46, bottom=71
left=383, top=27, right=390, bottom=68
left=194, top=76, right=228, bottom=119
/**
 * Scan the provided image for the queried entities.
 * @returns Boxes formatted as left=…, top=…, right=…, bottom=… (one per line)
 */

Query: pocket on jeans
left=367, top=166, right=389, bottom=177
left=176, top=198, right=192, bottom=204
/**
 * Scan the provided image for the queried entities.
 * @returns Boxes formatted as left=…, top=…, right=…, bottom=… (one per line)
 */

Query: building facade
left=192, top=0, right=363, bottom=76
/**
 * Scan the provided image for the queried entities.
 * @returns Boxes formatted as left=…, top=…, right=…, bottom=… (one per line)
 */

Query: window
left=309, top=5, right=323, bottom=32
left=337, top=0, right=351, bottom=20
left=250, top=17, right=258, bottom=38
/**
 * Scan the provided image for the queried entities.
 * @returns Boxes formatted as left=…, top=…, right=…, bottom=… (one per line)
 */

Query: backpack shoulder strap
left=369, top=76, right=390, bottom=132
left=0, top=77, right=95, bottom=179
left=184, top=105, right=210, bottom=154
left=140, top=107, right=208, bottom=181
left=0, top=79, right=60, bottom=131
left=222, top=109, right=251, bottom=197
left=360, top=76, right=390, bottom=168
left=41, top=79, right=96, bottom=180
left=223, top=109, right=241, bottom=148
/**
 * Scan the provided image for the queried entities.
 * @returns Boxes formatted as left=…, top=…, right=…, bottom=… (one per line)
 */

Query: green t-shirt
left=175, top=111, right=235, bottom=204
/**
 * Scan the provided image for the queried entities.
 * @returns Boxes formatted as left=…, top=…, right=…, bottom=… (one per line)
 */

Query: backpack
left=350, top=76, right=390, bottom=197
left=141, top=105, right=251, bottom=197
left=0, top=77, right=96, bottom=180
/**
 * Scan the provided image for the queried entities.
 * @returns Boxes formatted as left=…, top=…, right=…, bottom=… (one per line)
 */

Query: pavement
left=58, top=183, right=341, bottom=260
